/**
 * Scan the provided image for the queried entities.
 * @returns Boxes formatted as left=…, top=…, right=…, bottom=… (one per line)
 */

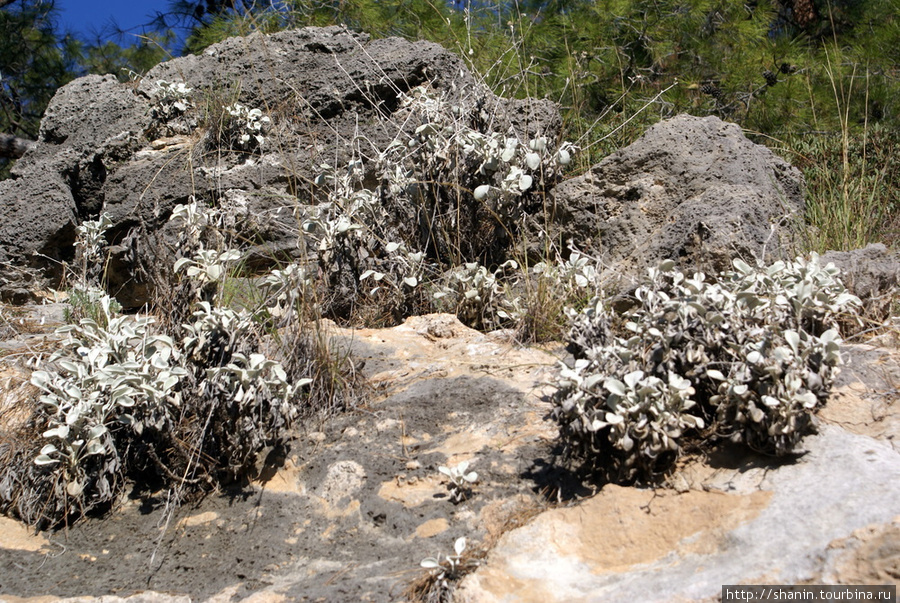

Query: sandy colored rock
left=378, top=474, right=445, bottom=507
left=818, top=344, right=900, bottom=441
left=257, top=459, right=306, bottom=495
left=176, top=511, right=219, bottom=529
left=0, top=516, right=49, bottom=552
left=455, top=487, right=771, bottom=603
left=820, top=518, right=900, bottom=585
left=456, top=423, right=900, bottom=603
left=415, top=518, right=450, bottom=539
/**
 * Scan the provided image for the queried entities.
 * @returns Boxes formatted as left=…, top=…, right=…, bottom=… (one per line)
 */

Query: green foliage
left=0, top=3, right=175, bottom=178
left=0, top=1, right=79, bottom=134
left=0, top=1, right=79, bottom=175
left=181, top=0, right=463, bottom=55
left=454, top=0, right=899, bottom=244
left=553, top=255, right=860, bottom=484
left=783, top=125, right=900, bottom=251
left=78, top=31, right=174, bottom=82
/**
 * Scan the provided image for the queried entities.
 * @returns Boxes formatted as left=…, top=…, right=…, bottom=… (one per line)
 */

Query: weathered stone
left=456, top=423, right=900, bottom=603
left=0, top=74, right=148, bottom=300
left=823, top=243, right=900, bottom=320
left=0, top=27, right=560, bottom=305
left=546, top=114, right=805, bottom=289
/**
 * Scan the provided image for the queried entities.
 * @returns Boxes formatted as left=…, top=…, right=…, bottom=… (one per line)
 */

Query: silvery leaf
left=518, top=174, right=533, bottom=191
left=35, top=454, right=59, bottom=466
left=529, top=137, right=547, bottom=152
left=66, top=480, right=84, bottom=497
left=454, top=537, right=467, bottom=555
left=784, top=330, right=800, bottom=353
left=623, top=370, right=644, bottom=388
left=604, top=378, right=626, bottom=396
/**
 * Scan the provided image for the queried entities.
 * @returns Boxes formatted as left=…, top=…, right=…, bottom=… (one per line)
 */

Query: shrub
left=430, top=246, right=604, bottom=339
left=28, top=296, right=186, bottom=516
left=1, top=201, right=358, bottom=528
left=219, top=102, right=270, bottom=151
left=552, top=255, right=860, bottom=484
left=294, top=84, right=577, bottom=327
left=147, top=80, right=196, bottom=138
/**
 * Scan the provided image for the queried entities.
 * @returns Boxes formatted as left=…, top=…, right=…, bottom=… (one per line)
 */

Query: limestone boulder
left=823, top=243, right=900, bottom=321
left=546, top=114, right=805, bottom=288
left=0, top=74, right=148, bottom=302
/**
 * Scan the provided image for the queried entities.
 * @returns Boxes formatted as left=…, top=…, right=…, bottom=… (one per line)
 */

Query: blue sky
left=57, top=0, right=173, bottom=41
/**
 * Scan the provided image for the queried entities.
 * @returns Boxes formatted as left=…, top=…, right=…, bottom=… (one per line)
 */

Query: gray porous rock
left=0, top=26, right=560, bottom=306
left=822, top=243, right=899, bottom=319
left=546, top=114, right=805, bottom=288
left=0, top=74, right=148, bottom=301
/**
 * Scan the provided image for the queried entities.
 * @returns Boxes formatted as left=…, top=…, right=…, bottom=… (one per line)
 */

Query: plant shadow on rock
left=699, top=439, right=809, bottom=473
left=521, top=447, right=598, bottom=502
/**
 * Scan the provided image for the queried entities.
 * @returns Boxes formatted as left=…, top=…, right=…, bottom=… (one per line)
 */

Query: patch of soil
left=0, top=490, right=308, bottom=600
